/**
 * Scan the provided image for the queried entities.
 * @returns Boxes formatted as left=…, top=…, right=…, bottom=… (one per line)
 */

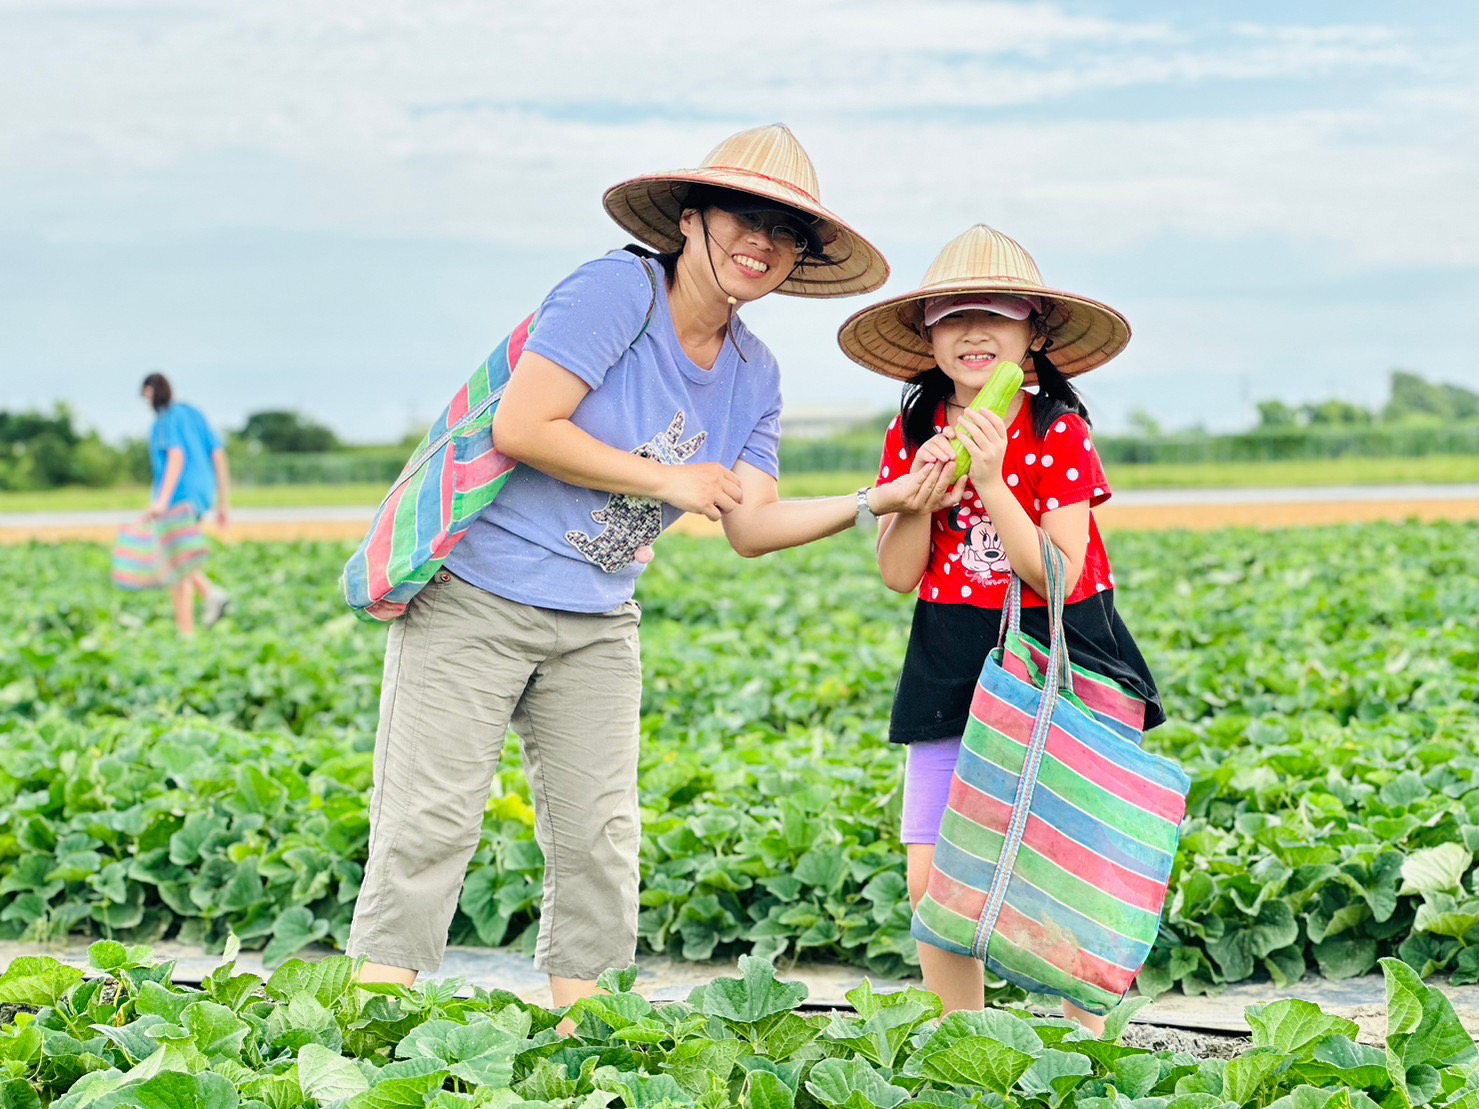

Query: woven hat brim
left=837, top=279, right=1131, bottom=382
left=603, top=169, right=889, bottom=298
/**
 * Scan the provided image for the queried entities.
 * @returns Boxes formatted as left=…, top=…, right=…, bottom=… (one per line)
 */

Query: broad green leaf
left=1223, top=1049, right=1290, bottom=1105
left=664, top=1038, right=743, bottom=1098
left=744, top=1069, right=795, bottom=1109
left=298, top=1043, right=372, bottom=1102
left=1246, top=999, right=1360, bottom=1056
left=1018, top=1048, right=1094, bottom=1106
left=700, top=956, right=808, bottom=1024
left=1102, top=996, right=1156, bottom=1043
left=904, top=1036, right=1038, bottom=1095
left=804, top=1057, right=909, bottom=1109
left=1400, top=845, right=1473, bottom=896
left=0, top=957, right=84, bottom=1006
left=84, top=1071, right=239, bottom=1109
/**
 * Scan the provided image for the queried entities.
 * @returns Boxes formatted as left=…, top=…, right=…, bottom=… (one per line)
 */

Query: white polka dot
left=882, top=466, right=890, bottom=478
left=1067, top=468, right=1079, bottom=481
left=1041, top=455, right=1054, bottom=468
left=931, top=588, right=939, bottom=599
left=898, top=448, right=908, bottom=460
left=889, top=417, right=899, bottom=430
left=960, top=585, right=973, bottom=599
left=1093, top=487, right=1104, bottom=496
left=1046, top=497, right=1060, bottom=510
left=1083, top=437, right=1092, bottom=450
left=1034, top=499, right=1042, bottom=510
left=1007, top=474, right=1019, bottom=487
left=1054, top=421, right=1067, bottom=433
left=1095, top=582, right=1107, bottom=592
left=1025, top=453, right=1037, bottom=464
left=1012, top=430, right=1020, bottom=439
left=1109, top=575, right=1116, bottom=585
left=943, top=562, right=952, bottom=574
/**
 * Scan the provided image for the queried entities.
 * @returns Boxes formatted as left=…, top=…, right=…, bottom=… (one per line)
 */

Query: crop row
left=2, top=523, right=1477, bottom=996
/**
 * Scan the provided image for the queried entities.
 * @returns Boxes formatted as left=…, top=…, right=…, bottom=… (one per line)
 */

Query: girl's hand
left=952, top=409, right=1009, bottom=488
left=912, top=432, right=957, bottom=470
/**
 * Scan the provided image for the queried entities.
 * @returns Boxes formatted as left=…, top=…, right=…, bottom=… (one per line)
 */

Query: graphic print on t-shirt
left=566, top=410, right=707, bottom=573
left=952, top=508, right=1012, bottom=580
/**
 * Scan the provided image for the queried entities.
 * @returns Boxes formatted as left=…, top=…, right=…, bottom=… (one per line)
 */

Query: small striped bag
left=911, top=531, right=1190, bottom=1014
left=110, top=506, right=211, bottom=591
left=340, top=256, right=657, bottom=622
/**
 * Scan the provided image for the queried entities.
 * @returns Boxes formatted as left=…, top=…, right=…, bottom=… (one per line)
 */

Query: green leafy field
left=2, top=944, right=1476, bottom=1108
left=3, top=525, right=1478, bottom=995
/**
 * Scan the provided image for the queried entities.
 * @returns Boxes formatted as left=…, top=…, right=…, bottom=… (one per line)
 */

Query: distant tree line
left=2, top=370, right=1475, bottom=491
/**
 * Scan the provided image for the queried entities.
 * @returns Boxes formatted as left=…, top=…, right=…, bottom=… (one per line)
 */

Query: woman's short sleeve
left=1032, top=413, right=1111, bottom=510
left=521, top=254, right=656, bottom=390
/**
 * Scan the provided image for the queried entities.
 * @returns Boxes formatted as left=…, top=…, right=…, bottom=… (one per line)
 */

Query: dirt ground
left=4, top=497, right=1478, bottom=546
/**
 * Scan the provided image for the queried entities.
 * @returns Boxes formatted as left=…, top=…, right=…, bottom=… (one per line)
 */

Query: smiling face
left=678, top=206, right=796, bottom=303
left=927, top=309, right=1037, bottom=401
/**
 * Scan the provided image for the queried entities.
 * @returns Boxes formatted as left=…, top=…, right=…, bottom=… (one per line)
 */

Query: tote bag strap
left=974, top=529, right=1073, bottom=952
left=999, top=529, right=1074, bottom=696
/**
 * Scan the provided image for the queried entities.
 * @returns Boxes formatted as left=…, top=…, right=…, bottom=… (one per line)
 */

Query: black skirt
left=889, top=590, right=1165, bottom=744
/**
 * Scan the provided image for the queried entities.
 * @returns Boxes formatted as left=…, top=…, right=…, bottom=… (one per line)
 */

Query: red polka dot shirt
left=875, top=397, right=1117, bottom=609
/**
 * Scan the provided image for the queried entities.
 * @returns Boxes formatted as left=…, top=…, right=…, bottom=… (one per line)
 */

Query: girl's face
left=679, top=207, right=796, bottom=303
left=928, top=309, right=1035, bottom=398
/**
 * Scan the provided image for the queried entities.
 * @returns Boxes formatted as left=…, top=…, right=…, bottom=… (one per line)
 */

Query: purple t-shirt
left=444, top=250, right=783, bottom=614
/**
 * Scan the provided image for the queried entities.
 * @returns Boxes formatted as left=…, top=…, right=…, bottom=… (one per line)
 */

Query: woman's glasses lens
left=736, top=211, right=808, bottom=254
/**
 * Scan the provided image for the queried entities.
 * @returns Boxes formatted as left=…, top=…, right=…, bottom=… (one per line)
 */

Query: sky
left=3, top=0, right=1477, bottom=445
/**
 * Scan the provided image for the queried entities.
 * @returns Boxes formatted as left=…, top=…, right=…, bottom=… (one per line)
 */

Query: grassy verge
left=1, top=454, right=1475, bottom=514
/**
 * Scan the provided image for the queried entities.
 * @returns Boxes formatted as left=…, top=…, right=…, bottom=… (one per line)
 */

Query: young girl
left=838, top=224, right=1165, bottom=1029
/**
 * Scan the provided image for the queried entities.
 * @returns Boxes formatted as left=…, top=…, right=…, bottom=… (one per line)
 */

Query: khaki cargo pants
left=346, top=569, right=643, bottom=980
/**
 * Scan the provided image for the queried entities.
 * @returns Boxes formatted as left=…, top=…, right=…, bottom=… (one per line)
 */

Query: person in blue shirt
left=345, top=125, right=933, bottom=1021
left=142, top=372, right=232, bottom=635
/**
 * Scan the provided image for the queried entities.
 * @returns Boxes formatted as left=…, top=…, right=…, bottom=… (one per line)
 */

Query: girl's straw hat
left=837, top=224, right=1130, bottom=381
left=603, top=124, right=889, bottom=299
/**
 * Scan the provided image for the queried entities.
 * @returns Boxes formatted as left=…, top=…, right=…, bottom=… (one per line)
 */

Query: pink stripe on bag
left=992, top=902, right=1137, bottom=993
left=1007, top=644, right=1145, bottom=730
left=453, top=449, right=515, bottom=490
left=447, top=383, right=471, bottom=428
left=970, top=687, right=1186, bottom=821
left=1019, top=817, right=1170, bottom=913
left=364, top=481, right=409, bottom=602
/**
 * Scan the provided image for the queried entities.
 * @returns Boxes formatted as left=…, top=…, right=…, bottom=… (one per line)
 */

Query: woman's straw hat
left=603, top=124, right=889, bottom=299
left=837, top=224, right=1131, bottom=381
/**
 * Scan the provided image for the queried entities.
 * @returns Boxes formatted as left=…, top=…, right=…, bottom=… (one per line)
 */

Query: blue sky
left=3, top=0, right=1476, bottom=444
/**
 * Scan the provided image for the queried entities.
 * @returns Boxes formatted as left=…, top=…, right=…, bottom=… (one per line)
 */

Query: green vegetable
left=953, top=359, right=1025, bottom=478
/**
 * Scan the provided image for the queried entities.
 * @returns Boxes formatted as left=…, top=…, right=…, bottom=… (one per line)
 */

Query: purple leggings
left=900, top=736, right=962, bottom=845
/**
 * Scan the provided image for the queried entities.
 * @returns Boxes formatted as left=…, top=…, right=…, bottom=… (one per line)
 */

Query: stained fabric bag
left=340, top=255, right=657, bottom=623
left=111, top=506, right=210, bottom=591
left=911, top=530, right=1190, bottom=1014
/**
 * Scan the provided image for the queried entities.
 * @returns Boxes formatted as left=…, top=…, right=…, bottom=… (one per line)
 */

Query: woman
left=141, top=372, right=231, bottom=635
left=346, top=125, right=926, bottom=1009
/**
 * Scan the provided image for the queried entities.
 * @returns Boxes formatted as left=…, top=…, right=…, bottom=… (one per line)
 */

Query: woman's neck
left=667, top=254, right=735, bottom=359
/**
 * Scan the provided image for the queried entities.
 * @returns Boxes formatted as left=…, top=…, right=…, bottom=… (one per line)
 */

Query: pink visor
left=923, top=293, right=1044, bottom=328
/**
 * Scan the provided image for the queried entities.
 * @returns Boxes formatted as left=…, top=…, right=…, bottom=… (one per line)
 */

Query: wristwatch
left=855, top=487, right=878, bottom=533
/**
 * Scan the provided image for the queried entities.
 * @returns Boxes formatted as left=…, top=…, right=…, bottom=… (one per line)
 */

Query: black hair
left=141, top=372, right=172, bottom=411
left=898, top=323, right=1091, bottom=451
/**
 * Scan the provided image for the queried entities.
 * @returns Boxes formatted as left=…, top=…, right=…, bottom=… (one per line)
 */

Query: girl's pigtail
left=1030, top=348, right=1091, bottom=439
left=900, top=367, right=955, bottom=453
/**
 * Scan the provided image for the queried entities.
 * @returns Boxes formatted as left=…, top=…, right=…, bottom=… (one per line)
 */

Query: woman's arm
left=875, top=436, right=962, bottom=591
left=147, top=449, right=186, bottom=518
left=493, top=350, right=744, bottom=520
left=720, top=461, right=934, bottom=558
left=954, top=409, right=1090, bottom=596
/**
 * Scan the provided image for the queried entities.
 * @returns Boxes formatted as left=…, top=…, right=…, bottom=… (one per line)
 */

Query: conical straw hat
left=603, top=124, right=889, bottom=299
left=837, top=224, right=1130, bottom=380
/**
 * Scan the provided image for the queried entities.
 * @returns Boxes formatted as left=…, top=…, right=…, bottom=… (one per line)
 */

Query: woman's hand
left=952, top=409, right=1009, bottom=488
left=662, top=463, right=744, bottom=521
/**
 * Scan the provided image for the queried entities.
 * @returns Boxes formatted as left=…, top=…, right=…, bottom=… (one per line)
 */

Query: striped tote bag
left=340, top=255, right=657, bottom=622
left=111, top=506, right=211, bottom=591
left=911, top=531, right=1190, bottom=1014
